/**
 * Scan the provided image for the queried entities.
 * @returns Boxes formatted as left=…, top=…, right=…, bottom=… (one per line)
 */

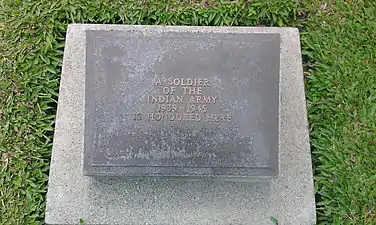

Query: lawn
left=300, top=1, right=376, bottom=223
left=0, top=0, right=375, bottom=224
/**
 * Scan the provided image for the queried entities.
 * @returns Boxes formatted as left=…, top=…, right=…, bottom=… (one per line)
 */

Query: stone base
left=45, top=25, right=316, bottom=225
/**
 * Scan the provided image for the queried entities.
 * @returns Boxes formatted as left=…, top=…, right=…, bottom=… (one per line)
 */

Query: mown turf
left=0, top=1, right=297, bottom=224
left=300, top=1, right=376, bottom=224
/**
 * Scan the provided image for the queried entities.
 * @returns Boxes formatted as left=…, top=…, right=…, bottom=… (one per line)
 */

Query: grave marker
left=45, top=25, right=316, bottom=225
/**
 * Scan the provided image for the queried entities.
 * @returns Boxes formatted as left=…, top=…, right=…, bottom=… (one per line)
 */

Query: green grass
left=0, top=0, right=375, bottom=224
left=300, top=1, right=376, bottom=224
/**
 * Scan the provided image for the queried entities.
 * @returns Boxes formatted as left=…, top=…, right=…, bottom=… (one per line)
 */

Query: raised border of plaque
left=83, top=29, right=280, bottom=177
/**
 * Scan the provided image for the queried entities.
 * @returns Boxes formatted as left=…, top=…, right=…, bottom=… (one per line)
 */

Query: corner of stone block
left=67, top=23, right=85, bottom=33
left=67, top=23, right=77, bottom=29
left=44, top=214, right=54, bottom=225
left=289, top=27, right=301, bottom=37
left=281, top=27, right=301, bottom=43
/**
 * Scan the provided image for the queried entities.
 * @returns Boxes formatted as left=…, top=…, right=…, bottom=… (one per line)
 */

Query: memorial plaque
left=84, top=30, right=280, bottom=177
left=46, top=25, right=316, bottom=225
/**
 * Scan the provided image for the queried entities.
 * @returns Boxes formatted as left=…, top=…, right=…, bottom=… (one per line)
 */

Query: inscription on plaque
left=84, top=30, right=280, bottom=176
left=134, top=77, right=232, bottom=123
